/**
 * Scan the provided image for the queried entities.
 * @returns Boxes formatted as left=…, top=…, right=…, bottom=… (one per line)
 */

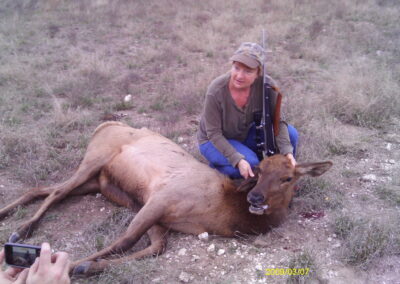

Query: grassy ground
left=0, top=0, right=399, bottom=283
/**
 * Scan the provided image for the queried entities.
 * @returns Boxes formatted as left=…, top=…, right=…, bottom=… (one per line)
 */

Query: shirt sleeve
left=276, top=121, right=293, bottom=155
left=202, top=93, right=245, bottom=167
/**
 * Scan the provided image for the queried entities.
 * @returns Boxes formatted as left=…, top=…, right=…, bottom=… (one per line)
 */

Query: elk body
left=0, top=122, right=332, bottom=275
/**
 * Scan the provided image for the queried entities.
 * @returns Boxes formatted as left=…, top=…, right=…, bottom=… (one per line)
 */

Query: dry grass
left=0, top=0, right=399, bottom=283
left=286, top=250, right=319, bottom=284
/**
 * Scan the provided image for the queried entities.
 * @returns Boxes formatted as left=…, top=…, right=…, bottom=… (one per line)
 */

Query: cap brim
left=230, top=54, right=260, bottom=69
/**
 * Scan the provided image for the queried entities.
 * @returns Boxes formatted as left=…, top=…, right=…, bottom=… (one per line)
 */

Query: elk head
left=238, top=155, right=333, bottom=215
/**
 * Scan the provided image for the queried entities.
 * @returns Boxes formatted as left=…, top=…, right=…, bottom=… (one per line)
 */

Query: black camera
left=4, top=243, right=41, bottom=268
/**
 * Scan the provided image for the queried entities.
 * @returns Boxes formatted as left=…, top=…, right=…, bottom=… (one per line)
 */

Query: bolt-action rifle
left=254, top=30, right=283, bottom=159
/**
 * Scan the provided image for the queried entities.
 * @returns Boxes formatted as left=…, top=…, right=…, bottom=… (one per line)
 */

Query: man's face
left=230, top=61, right=259, bottom=90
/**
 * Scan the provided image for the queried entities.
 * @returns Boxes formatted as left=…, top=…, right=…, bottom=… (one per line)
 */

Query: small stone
left=100, top=207, right=105, bottom=212
left=0, top=185, right=4, bottom=188
left=386, top=143, right=392, bottom=151
left=198, top=232, right=209, bottom=241
left=124, top=94, right=132, bottom=102
left=191, top=255, right=200, bottom=262
left=179, top=272, right=191, bottom=283
left=207, top=244, right=215, bottom=252
left=255, top=264, right=263, bottom=271
left=178, top=248, right=187, bottom=256
left=388, top=159, right=395, bottom=164
left=95, top=193, right=102, bottom=198
left=177, top=137, right=184, bottom=143
left=253, top=239, right=269, bottom=247
left=361, top=174, right=377, bottom=182
left=217, top=249, right=225, bottom=256
left=327, top=237, right=332, bottom=242
left=333, top=243, right=341, bottom=248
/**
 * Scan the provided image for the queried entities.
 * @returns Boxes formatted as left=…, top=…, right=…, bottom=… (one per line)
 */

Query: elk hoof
left=8, top=232, right=20, bottom=243
left=72, top=261, right=92, bottom=275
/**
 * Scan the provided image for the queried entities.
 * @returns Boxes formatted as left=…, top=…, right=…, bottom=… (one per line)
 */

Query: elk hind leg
left=8, top=177, right=101, bottom=243
left=0, top=177, right=100, bottom=221
left=98, top=170, right=139, bottom=210
left=0, top=187, right=53, bottom=220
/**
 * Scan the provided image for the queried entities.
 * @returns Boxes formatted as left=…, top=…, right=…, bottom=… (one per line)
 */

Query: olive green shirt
left=197, top=73, right=293, bottom=167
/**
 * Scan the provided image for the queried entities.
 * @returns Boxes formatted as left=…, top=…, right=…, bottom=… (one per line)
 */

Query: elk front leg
left=71, top=198, right=166, bottom=275
left=72, top=224, right=168, bottom=275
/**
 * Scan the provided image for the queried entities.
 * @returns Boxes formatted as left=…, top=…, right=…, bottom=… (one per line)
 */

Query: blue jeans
left=199, top=124, right=298, bottom=179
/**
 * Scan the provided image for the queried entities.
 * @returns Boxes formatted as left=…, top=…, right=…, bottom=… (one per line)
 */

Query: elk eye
left=282, top=177, right=292, bottom=183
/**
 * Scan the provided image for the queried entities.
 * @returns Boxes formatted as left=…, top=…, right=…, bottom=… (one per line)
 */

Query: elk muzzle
left=247, top=192, right=268, bottom=215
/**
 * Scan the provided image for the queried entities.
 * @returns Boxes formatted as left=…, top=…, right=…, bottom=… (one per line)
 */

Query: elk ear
left=237, top=167, right=260, bottom=192
left=295, top=161, right=333, bottom=177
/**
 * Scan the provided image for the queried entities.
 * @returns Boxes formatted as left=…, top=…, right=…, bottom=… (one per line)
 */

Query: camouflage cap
left=230, top=42, right=265, bottom=69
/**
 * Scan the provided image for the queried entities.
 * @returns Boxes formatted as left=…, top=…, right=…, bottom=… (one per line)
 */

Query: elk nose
left=247, top=192, right=264, bottom=204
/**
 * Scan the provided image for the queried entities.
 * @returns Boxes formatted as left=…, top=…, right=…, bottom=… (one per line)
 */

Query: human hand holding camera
left=0, top=250, right=28, bottom=284
left=0, top=243, right=70, bottom=284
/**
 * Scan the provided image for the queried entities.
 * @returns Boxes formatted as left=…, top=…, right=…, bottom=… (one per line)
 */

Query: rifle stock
left=258, top=29, right=278, bottom=157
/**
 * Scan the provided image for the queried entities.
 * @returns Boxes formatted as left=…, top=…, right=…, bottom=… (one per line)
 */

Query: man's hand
left=26, top=243, right=70, bottom=284
left=0, top=250, right=29, bottom=284
left=286, top=153, right=296, bottom=167
left=237, top=159, right=255, bottom=179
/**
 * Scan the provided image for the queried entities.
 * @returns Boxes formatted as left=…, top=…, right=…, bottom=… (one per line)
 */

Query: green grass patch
left=286, top=250, right=318, bottom=284
left=297, top=177, right=343, bottom=211
left=375, top=185, right=400, bottom=206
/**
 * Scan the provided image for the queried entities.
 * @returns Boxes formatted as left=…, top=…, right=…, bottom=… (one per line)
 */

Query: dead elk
left=0, top=122, right=332, bottom=275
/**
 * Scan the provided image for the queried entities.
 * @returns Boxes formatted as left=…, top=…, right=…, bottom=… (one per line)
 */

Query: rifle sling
left=270, top=85, right=283, bottom=137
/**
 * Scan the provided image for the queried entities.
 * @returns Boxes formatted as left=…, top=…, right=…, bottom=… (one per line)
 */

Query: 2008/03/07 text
left=265, top=268, right=310, bottom=276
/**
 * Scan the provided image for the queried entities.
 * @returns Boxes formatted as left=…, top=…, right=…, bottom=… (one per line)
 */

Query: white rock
left=327, top=237, right=332, bottom=242
left=179, top=272, right=191, bottom=283
left=386, top=143, right=392, bottom=150
left=361, top=174, right=377, bottom=182
left=333, top=243, right=341, bottom=248
left=198, top=232, right=209, bottom=241
left=207, top=244, right=215, bottom=252
left=255, top=264, right=263, bottom=271
left=178, top=248, right=187, bottom=256
left=217, top=249, right=225, bottom=256
left=100, top=207, right=105, bottom=212
left=123, top=94, right=132, bottom=102
left=177, top=137, right=184, bottom=143
left=191, top=255, right=200, bottom=262
left=388, top=159, right=395, bottom=164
